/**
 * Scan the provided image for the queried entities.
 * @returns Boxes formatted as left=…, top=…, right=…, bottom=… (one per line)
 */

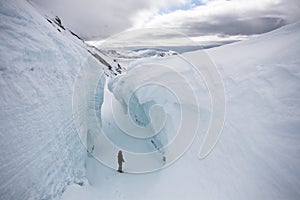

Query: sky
left=30, top=0, right=300, bottom=46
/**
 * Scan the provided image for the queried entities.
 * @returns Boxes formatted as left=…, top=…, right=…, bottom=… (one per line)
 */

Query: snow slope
left=0, top=1, right=106, bottom=199
left=62, top=23, right=300, bottom=200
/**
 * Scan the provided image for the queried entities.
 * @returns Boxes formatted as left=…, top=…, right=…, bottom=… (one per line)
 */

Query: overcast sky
left=31, top=0, right=300, bottom=45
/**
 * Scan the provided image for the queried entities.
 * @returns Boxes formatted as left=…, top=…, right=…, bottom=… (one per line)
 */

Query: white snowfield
left=0, top=0, right=300, bottom=200
left=63, top=22, right=300, bottom=200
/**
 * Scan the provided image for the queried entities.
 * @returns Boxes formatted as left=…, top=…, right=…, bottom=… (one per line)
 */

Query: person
left=91, top=145, right=94, bottom=153
left=117, top=150, right=125, bottom=173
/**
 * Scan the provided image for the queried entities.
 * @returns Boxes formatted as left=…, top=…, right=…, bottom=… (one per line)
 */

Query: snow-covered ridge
left=29, top=0, right=125, bottom=78
left=103, top=48, right=178, bottom=59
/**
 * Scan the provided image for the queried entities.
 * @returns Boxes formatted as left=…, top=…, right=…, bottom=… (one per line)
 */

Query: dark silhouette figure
left=91, top=145, right=94, bottom=153
left=117, top=150, right=125, bottom=173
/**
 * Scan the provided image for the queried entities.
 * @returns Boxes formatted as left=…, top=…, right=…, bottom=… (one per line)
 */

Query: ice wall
left=107, top=55, right=212, bottom=172
left=0, top=1, right=104, bottom=199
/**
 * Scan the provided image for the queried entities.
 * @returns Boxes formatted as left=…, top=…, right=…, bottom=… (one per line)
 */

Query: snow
left=102, top=48, right=178, bottom=59
left=63, top=23, right=300, bottom=199
left=0, top=0, right=105, bottom=199
left=64, top=22, right=300, bottom=200
left=1, top=0, right=300, bottom=199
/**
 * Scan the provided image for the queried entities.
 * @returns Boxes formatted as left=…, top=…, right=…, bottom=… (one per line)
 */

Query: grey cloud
left=181, top=15, right=287, bottom=37
left=30, top=0, right=157, bottom=40
left=175, top=0, right=299, bottom=37
left=144, top=0, right=300, bottom=42
left=29, top=0, right=300, bottom=42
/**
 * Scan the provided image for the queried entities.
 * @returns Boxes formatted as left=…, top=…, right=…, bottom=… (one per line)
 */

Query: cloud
left=30, top=0, right=300, bottom=43
left=126, top=0, right=300, bottom=45
left=30, top=0, right=186, bottom=40
left=138, top=0, right=300, bottom=36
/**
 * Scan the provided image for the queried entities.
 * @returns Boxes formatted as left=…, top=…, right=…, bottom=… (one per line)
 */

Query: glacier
left=1, top=0, right=300, bottom=200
